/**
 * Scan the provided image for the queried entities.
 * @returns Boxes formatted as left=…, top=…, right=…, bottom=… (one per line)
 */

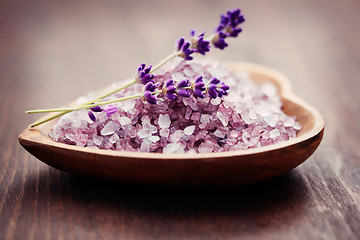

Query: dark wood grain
left=1, top=0, right=360, bottom=239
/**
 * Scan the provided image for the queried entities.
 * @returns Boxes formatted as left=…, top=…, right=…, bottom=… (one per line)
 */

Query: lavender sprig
left=136, top=64, right=154, bottom=84
left=211, top=8, right=245, bottom=50
left=177, top=38, right=194, bottom=60
left=190, top=31, right=210, bottom=55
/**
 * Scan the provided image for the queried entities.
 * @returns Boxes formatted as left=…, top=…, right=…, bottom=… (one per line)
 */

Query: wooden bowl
left=18, top=62, right=324, bottom=186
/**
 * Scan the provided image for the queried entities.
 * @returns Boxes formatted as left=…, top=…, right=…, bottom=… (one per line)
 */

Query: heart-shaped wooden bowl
left=19, top=62, right=324, bottom=186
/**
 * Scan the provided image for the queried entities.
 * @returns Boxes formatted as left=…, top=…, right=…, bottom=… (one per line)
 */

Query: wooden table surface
left=1, top=0, right=360, bottom=239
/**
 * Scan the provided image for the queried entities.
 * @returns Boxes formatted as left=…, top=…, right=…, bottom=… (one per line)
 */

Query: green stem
left=150, top=51, right=179, bottom=73
left=29, top=79, right=137, bottom=127
left=28, top=93, right=143, bottom=114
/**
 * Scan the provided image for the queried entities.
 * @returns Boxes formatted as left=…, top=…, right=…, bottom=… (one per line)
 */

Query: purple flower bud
left=166, top=93, right=178, bottom=101
left=194, top=88, right=205, bottom=98
left=137, top=63, right=154, bottom=85
left=228, top=28, right=242, bottom=37
left=192, top=76, right=206, bottom=98
left=177, top=38, right=185, bottom=51
left=103, top=105, right=118, bottom=117
left=90, top=105, right=102, bottom=112
left=177, top=79, right=190, bottom=88
left=195, top=82, right=206, bottom=91
left=195, top=76, right=203, bottom=83
left=208, top=84, right=218, bottom=99
left=213, top=8, right=245, bottom=49
left=177, top=37, right=194, bottom=61
left=217, top=88, right=225, bottom=98
left=88, top=111, right=96, bottom=121
left=177, top=89, right=191, bottom=98
left=211, top=32, right=228, bottom=50
left=166, top=85, right=177, bottom=94
left=190, top=30, right=210, bottom=55
left=166, top=79, right=175, bottom=88
left=164, top=79, right=177, bottom=101
left=143, top=91, right=157, bottom=104
left=144, top=82, right=157, bottom=92
left=210, top=78, right=221, bottom=85
left=220, top=83, right=230, bottom=91
left=207, top=80, right=230, bottom=99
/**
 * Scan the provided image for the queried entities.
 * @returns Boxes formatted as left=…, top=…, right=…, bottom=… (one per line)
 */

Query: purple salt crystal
left=109, top=133, right=120, bottom=143
left=217, top=111, right=229, bottom=126
left=184, top=125, right=195, bottom=135
left=148, top=135, right=160, bottom=143
left=119, top=116, right=131, bottom=125
left=264, top=115, right=277, bottom=127
left=185, top=107, right=192, bottom=120
left=138, top=129, right=152, bottom=139
left=269, top=129, right=280, bottom=139
left=214, top=129, right=226, bottom=138
left=159, top=128, right=170, bottom=138
left=163, top=142, right=184, bottom=154
left=101, top=121, right=119, bottom=136
left=158, top=114, right=171, bottom=129
left=92, top=135, right=103, bottom=146
left=200, top=114, right=211, bottom=124
left=140, top=139, right=151, bottom=152
left=170, top=130, right=184, bottom=142
left=210, top=98, right=221, bottom=105
left=198, top=140, right=215, bottom=153
left=191, top=112, right=201, bottom=121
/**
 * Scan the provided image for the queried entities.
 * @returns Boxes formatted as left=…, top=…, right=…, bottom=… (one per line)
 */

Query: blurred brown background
left=1, top=0, right=360, bottom=239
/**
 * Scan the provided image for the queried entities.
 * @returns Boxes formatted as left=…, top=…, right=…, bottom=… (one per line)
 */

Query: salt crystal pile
left=49, top=59, right=301, bottom=153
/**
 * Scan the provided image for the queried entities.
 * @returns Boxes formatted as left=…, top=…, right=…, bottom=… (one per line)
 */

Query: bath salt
left=49, top=59, right=301, bottom=153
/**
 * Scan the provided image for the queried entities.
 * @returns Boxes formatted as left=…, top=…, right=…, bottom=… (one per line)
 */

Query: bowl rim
left=19, top=62, right=325, bottom=160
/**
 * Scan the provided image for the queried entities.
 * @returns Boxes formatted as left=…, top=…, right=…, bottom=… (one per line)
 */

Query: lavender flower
left=212, top=8, right=245, bottom=49
left=177, top=38, right=194, bottom=60
left=90, top=106, right=102, bottom=112
left=143, top=91, right=157, bottom=104
left=193, top=76, right=206, bottom=98
left=136, top=63, right=154, bottom=85
left=103, top=105, right=118, bottom=117
left=164, top=79, right=178, bottom=101
left=176, top=79, right=191, bottom=98
left=143, top=82, right=158, bottom=104
left=190, top=30, right=210, bottom=55
left=211, top=32, right=228, bottom=50
left=88, top=111, right=96, bottom=122
left=87, top=105, right=103, bottom=121
left=208, top=78, right=230, bottom=98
